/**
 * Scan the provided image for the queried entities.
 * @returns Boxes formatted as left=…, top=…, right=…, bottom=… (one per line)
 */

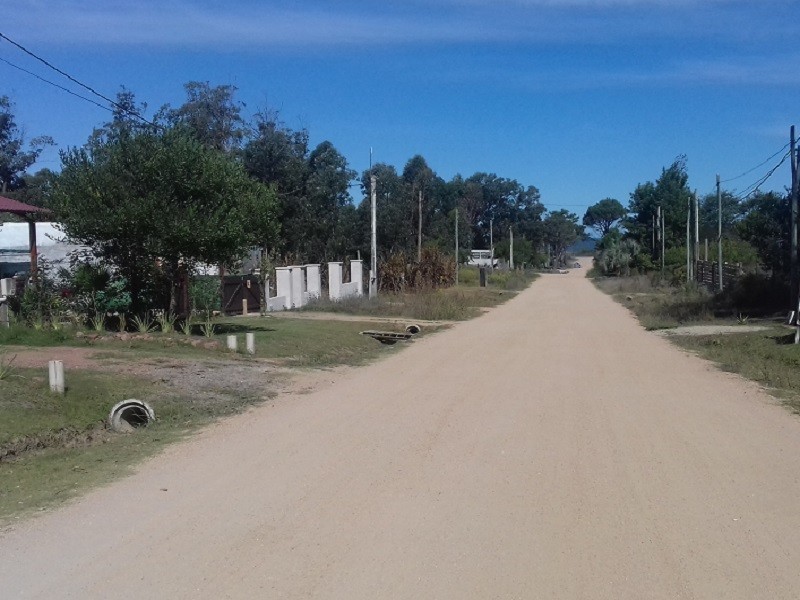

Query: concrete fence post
left=246, top=332, right=255, bottom=355
left=227, top=335, right=238, bottom=352
left=329, top=262, right=343, bottom=301
left=48, top=360, right=65, bottom=394
left=350, top=259, right=364, bottom=296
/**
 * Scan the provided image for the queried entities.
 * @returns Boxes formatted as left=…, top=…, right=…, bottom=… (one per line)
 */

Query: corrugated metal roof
left=0, top=195, right=51, bottom=215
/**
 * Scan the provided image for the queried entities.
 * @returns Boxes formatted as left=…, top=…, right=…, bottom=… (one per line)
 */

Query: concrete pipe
left=109, top=399, right=156, bottom=433
left=405, top=324, right=422, bottom=335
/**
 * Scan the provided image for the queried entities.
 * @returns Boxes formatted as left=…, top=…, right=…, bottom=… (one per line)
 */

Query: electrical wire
left=0, top=31, right=155, bottom=126
left=0, top=56, right=113, bottom=114
left=721, top=142, right=791, bottom=183
left=730, top=150, right=791, bottom=201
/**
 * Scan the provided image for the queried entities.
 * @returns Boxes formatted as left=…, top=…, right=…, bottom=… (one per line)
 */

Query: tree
left=293, top=140, right=356, bottom=261
left=736, top=191, right=789, bottom=277
left=543, top=210, right=582, bottom=266
left=402, top=155, right=434, bottom=261
left=358, top=163, right=414, bottom=258
left=0, top=95, right=54, bottom=194
left=583, top=198, right=626, bottom=236
left=4, top=168, right=58, bottom=210
left=626, top=156, right=693, bottom=256
left=697, top=190, right=742, bottom=243
left=52, top=127, right=279, bottom=311
left=161, top=82, right=245, bottom=153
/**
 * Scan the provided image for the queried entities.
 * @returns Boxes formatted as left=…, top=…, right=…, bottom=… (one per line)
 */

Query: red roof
left=0, top=195, right=51, bottom=216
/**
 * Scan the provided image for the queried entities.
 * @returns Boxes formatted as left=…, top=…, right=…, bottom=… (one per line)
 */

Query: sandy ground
left=3, top=269, right=800, bottom=599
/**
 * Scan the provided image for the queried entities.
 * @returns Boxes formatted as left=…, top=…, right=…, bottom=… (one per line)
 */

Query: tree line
left=584, top=155, right=792, bottom=287
left=1, top=84, right=583, bottom=310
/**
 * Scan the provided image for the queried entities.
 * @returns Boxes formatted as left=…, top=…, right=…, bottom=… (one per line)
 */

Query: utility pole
left=454, top=208, right=459, bottom=285
left=790, top=125, right=798, bottom=311
left=489, top=218, right=494, bottom=270
left=686, top=196, right=691, bottom=284
left=370, top=174, right=377, bottom=298
left=657, top=206, right=664, bottom=275
left=790, top=125, right=799, bottom=342
left=509, top=227, right=514, bottom=270
left=692, top=191, right=700, bottom=270
left=417, top=189, right=423, bottom=263
left=652, top=214, right=656, bottom=254
left=717, top=174, right=723, bottom=292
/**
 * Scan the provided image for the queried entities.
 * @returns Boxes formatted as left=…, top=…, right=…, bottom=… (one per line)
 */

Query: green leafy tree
left=161, top=82, right=245, bottom=153
left=697, top=190, right=742, bottom=243
left=736, top=191, right=789, bottom=277
left=0, top=95, right=55, bottom=194
left=626, top=156, right=693, bottom=257
left=583, top=198, right=626, bottom=236
left=543, top=210, right=582, bottom=266
left=358, top=163, right=414, bottom=258
left=52, top=127, right=279, bottom=311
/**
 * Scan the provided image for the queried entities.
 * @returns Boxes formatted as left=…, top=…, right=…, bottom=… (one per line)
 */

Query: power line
left=731, top=150, right=791, bottom=201
left=721, top=142, right=791, bottom=183
left=0, top=56, right=113, bottom=114
left=0, top=30, right=155, bottom=127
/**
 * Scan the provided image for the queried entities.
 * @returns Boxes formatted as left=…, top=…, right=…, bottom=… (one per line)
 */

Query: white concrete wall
left=275, top=267, right=292, bottom=310
left=329, top=262, right=343, bottom=301
left=289, top=266, right=305, bottom=308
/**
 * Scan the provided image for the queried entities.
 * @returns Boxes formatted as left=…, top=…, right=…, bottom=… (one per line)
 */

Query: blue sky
left=1, top=0, right=798, bottom=216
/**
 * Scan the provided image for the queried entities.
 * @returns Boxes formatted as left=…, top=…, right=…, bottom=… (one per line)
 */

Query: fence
left=695, top=260, right=743, bottom=291
left=222, top=275, right=262, bottom=315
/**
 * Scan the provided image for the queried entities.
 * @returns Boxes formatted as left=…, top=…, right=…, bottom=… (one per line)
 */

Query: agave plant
left=131, top=314, right=155, bottom=333
left=156, top=311, right=177, bottom=334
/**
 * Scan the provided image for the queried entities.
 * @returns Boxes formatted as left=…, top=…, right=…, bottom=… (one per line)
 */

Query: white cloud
left=2, top=0, right=791, bottom=49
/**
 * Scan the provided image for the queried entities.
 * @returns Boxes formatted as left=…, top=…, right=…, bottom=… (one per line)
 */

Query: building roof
left=0, top=195, right=51, bottom=216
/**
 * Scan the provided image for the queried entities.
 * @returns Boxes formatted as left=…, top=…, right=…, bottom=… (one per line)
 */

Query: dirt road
left=3, top=269, right=800, bottom=599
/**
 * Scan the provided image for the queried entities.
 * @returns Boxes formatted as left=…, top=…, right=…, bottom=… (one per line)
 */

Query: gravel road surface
left=3, top=269, right=800, bottom=599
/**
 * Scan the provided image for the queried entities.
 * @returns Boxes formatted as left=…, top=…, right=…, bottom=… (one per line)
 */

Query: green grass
left=594, top=276, right=716, bottom=330
left=215, top=317, right=410, bottom=366
left=301, top=270, right=538, bottom=321
left=673, top=328, right=800, bottom=411
left=594, top=273, right=800, bottom=412
left=0, top=323, right=77, bottom=347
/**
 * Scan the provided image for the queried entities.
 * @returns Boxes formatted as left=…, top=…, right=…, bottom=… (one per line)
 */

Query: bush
left=379, top=248, right=455, bottom=292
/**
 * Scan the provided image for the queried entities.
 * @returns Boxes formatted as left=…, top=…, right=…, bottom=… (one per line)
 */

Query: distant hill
left=567, top=238, right=598, bottom=255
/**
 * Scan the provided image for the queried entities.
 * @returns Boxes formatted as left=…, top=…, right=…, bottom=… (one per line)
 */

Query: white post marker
left=48, top=360, right=65, bottom=394
left=227, top=335, right=238, bottom=352
left=246, top=332, right=256, bottom=355
left=242, top=298, right=248, bottom=316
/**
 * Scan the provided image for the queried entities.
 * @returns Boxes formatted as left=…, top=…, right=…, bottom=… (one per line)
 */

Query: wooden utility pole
left=454, top=208, right=459, bottom=285
left=652, top=214, right=656, bottom=253
left=686, top=196, right=691, bottom=283
left=694, top=192, right=699, bottom=275
left=717, top=174, right=723, bottom=292
left=370, top=174, right=377, bottom=298
left=417, top=189, right=423, bottom=263
left=790, top=125, right=798, bottom=310
left=509, top=227, right=514, bottom=270
left=790, top=125, right=799, bottom=342
left=489, top=218, right=494, bottom=270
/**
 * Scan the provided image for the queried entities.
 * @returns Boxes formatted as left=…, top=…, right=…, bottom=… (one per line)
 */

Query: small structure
left=329, top=260, right=363, bottom=301
left=267, top=264, right=323, bottom=311
left=0, top=196, right=52, bottom=281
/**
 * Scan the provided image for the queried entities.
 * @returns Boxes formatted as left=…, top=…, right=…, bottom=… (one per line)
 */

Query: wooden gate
left=222, top=275, right=262, bottom=315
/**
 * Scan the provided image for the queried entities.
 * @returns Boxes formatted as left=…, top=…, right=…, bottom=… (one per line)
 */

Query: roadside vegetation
left=593, top=271, right=800, bottom=412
